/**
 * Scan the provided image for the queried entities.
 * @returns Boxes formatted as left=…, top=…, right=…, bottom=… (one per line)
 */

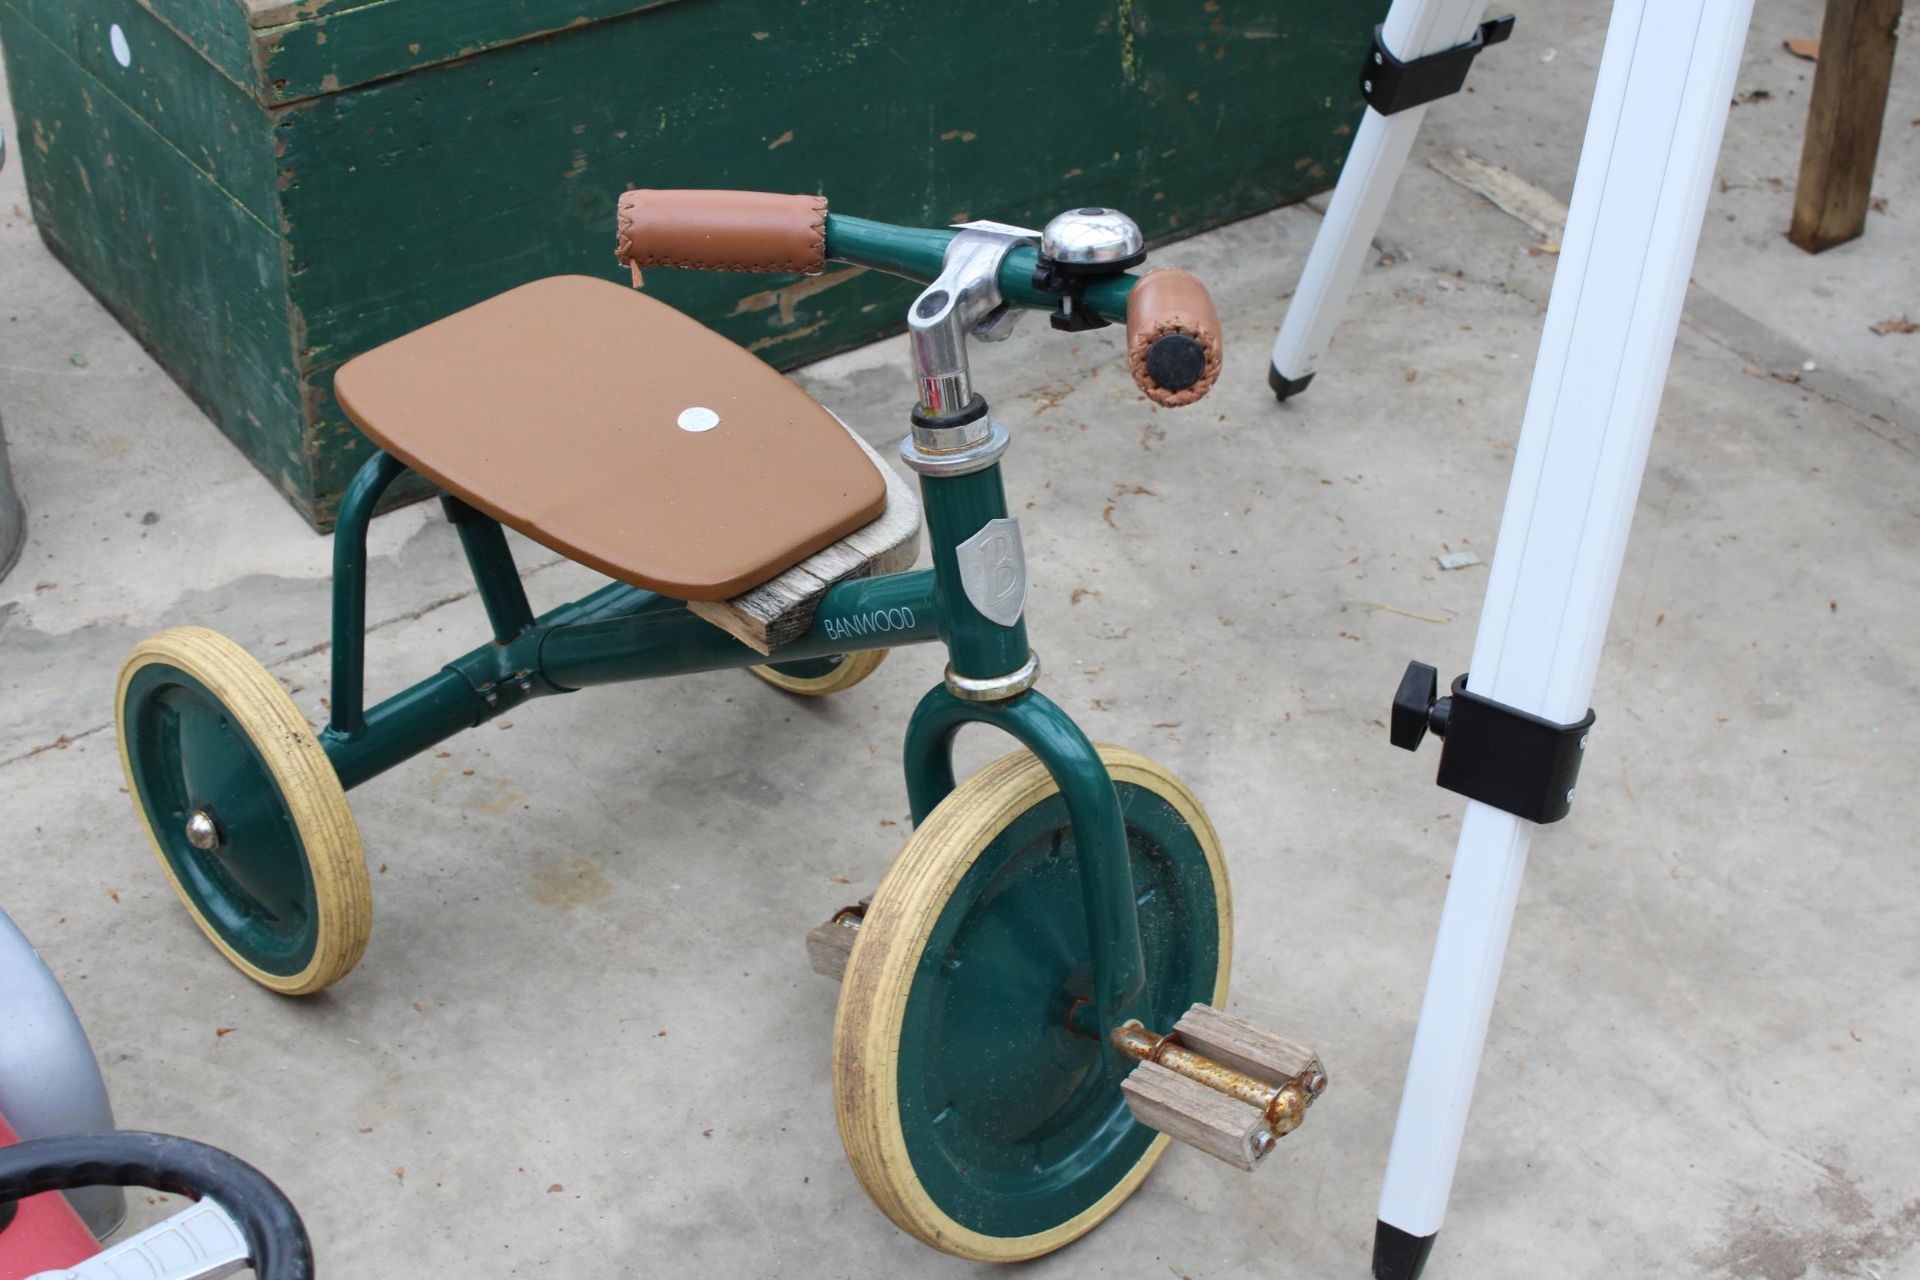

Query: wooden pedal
left=1174, top=1004, right=1324, bottom=1090
left=805, top=899, right=869, bottom=982
left=1123, top=1060, right=1275, bottom=1170
left=1119, top=1003, right=1325, bottom=1172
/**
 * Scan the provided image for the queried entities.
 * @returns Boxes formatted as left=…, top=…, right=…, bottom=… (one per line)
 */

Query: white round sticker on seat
left=677, top=406, right=720, bottom=433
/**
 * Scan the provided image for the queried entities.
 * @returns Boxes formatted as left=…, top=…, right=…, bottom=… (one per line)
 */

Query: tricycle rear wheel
left=116, top=627, right=369, bottom=995
left=749, top=649, right=887, bottom=696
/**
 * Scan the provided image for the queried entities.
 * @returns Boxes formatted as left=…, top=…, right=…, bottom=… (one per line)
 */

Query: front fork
left=901, top=683, right=1150, bottom=1061
left=899, top=208, right=1153, bottom=1059
left=905, top=451, right=1150, bottom=1064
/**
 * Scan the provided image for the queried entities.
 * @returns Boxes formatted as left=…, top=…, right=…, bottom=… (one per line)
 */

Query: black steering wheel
left=0, top=1132, right=312, bottom=1279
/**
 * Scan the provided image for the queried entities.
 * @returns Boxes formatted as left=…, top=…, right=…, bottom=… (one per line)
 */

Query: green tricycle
left=113, top=190, right=1326, bottom=1261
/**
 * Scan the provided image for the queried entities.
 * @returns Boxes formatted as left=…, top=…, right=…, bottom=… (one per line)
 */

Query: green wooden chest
left=0, top=0, right=1380, bottom=528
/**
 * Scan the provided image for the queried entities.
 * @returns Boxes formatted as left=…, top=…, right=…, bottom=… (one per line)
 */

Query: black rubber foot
left=1269, top=364, right=1316, bottom=402
left=1372, top=1220, right=1436, bottom=1280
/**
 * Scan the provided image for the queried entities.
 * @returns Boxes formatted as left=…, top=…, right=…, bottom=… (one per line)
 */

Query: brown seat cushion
left=334, top=275, right=887, bottom=601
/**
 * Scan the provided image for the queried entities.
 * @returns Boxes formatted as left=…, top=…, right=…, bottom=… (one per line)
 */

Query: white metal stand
left=1268, top=0, right=1493, bottom=399
left=1369, top=0, right=1756, bottom=1276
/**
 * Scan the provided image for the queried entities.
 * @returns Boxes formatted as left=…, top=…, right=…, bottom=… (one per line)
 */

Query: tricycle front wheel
left=116, top=627, right=369, bottom=995
left=833, top=744, right=1231, bottom=1260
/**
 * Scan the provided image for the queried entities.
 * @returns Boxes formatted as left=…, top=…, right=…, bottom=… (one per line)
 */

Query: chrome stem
left=906, top=229, right=1028, bottom=421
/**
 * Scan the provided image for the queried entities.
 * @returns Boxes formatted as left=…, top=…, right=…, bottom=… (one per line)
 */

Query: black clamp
left=1361, top=16, right=1515, bottom=117
left=1390, top=660, right=1593, bottom=825
left=1030, top=252, right=1139, bottom=334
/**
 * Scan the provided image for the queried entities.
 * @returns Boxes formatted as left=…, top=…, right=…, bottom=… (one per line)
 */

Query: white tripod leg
left=1269, top=0, right=1492, bottom=399
left=1371, top=0, right=1756, bottom=1275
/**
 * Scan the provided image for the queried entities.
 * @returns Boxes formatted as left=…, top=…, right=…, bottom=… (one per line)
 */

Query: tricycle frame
left=318, top=434, right=1153, bottom=1046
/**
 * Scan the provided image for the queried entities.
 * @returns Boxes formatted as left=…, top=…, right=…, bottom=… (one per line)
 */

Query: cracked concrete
left=3, top=1, right=1918, bottom=1276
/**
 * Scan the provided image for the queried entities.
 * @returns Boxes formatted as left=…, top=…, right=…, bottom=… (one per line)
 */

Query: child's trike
left=113, top=191, right=1325, bottom=1260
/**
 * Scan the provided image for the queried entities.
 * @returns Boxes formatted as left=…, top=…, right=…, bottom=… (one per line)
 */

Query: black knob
left=1145, top=333, right=1207, bottom=392
left=1391, top=661, right=1440, bottom=751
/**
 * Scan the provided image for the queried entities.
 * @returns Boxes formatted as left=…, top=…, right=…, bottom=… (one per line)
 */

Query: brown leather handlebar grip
left=1125, top=269, right=1223, bottom=407
left=614, top=189, right=827, bottom=283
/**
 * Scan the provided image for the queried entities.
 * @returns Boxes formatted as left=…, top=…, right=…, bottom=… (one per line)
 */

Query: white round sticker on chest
left=677, top=406, right=720, bottom=433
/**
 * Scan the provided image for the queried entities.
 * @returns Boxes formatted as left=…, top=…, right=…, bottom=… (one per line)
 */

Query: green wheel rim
left=896, top=779, right=1222, bottom=1238
left=121, top=662, right=319, bottom=977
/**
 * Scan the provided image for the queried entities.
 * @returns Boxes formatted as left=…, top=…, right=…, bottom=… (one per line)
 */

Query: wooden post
left=1788, top=0, right=1905, bottom=252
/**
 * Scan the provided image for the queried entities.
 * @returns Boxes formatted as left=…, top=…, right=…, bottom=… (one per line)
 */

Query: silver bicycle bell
left=1039, top=207, right=1146, bottom=273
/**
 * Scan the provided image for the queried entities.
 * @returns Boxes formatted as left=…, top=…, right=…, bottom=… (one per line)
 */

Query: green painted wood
left=129, top=0, right=257, bottom=92
left=253, top=0, right=681, bottom=105
left=4, top=0, right=1384, bottom=527
left=0, top=3, right=311, bottom=506
left=12, top=0, right=278, bottom=220
left=127, top=1, right=684, bottom=105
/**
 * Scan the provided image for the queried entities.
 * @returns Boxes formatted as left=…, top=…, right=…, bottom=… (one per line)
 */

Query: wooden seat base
left=689, top=423, right=920, bottom=654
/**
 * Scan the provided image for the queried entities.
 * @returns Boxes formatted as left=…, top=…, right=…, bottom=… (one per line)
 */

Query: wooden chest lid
left=143, top=0, right=676, bottom=104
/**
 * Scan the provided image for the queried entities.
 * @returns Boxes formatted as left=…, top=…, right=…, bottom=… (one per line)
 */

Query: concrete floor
left=3, top=2, right=1917, bottom=1276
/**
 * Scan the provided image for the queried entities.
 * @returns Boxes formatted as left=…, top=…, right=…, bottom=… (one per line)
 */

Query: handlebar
left=615, top=190, right=1221, bottom=407
left=822, top=214, right=1139, bottom=327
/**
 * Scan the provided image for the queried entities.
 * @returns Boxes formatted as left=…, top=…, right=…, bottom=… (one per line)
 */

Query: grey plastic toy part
left=0, top=126, right=23, bottom=583
left=0, top=908, right=126, bottom=1239
left=27, top=1198, right=250, bottom=1280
